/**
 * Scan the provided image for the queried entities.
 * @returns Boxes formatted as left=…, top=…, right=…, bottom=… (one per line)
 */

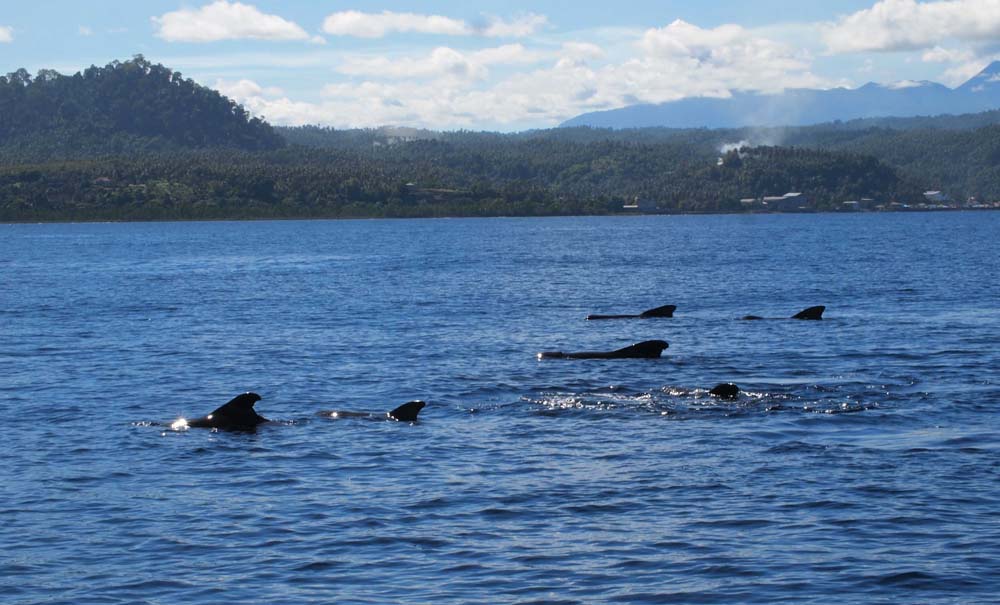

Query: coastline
left=2, top=205, right=997, bottom=226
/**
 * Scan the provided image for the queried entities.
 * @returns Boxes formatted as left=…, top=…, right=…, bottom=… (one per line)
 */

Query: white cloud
left=321, top=10, right=546, bottom=39
left=939, top=55, right=1000, bottom=84
left=215, top=78, right=284, bottom=100
left=824, top=0, right=1000, bottom=54
left=322, top=11, right=468, bottom=38
left=0, top=26, right=13, bottom=43
left=479, top=14, right=548, bottom=38
left=338, top=45, right=547, bottom=81
left=78, top=26, right=93, bottom=37
left=153, top=1, right=310, bottom=43
left=339, top=47, right=490, bottom=81
left=632, top=20, right=821, bottom=99
left=921, top=45, right=975, bottom=63
left=215, top=19, right=830, bottom=130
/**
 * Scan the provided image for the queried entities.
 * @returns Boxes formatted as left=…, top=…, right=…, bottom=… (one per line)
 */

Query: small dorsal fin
left=611, top=340, right=669, bottom=358
left=388, top=400, right=426, bottom=422
left=639, top=304, right=677, bottom=318
left=792, top=305, right=825, bottom=320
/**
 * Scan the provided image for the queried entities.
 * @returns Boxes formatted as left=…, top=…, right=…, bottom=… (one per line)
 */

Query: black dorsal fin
left=209, top=392, right=262, bottom=415
left=611, top=340, right=669, bottom=358
left=792, top=306, right=825, bottom=320
left=639, top=304, right=677, bottom=318
left=388, top=400, right=426, bottom=422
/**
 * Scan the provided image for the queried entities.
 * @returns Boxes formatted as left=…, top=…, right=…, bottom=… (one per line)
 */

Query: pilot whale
left=170, top=394, right=427, bottom=430
left=172, top=392, right=267, bottom=431
left=318, top=400, right=426, bottom=422
left=538, top=340, right=669, bottom=359
left=743, top=305, right=825, bottom=321
left=587, top=304, right=677, bottom=321
left=709, top=383, right=741, bottom=400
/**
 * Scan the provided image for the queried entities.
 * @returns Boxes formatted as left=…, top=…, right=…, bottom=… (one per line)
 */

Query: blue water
left=2, top=213, right=998, bottom=604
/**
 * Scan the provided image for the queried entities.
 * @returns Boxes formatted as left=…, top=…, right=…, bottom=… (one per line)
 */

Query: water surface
left=2, top=213, right=998, bottom=604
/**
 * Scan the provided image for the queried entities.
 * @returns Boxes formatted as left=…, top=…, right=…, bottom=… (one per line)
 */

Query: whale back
left=610, top=340, right=669, bottom=358
left=188, top=392, right=266, bottom=429
left=792, top=306, right=825, bottom=320
left=639, top=304, right=677, bottom=318
left=388, top=400, right=426, bottom=422
left=709, top=383, right=740, bottom=400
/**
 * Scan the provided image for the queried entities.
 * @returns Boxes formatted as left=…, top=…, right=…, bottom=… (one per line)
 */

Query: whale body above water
left=743, top=306, right=825, bottom=321
left=172, top=392, right=267, bottom=431
left=171, top=394, right=427, bottom=430
left=538, top=340, right=669, bottom=360
left=587, top=304, right=677, bottom=321
left=318, top=400, right=426, bottom=422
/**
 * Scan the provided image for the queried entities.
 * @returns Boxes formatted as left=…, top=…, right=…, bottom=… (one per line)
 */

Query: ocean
left=2, top=212, right=998, bottom=604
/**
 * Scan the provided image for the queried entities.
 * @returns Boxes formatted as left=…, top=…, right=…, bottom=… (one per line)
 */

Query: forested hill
left=0, top=56, right=283, bottom=155
left=0, top=57, right=996, bottom=222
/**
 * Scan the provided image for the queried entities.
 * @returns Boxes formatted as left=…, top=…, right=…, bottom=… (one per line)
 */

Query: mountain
left=561, top=62, right=1000, bottom=129
left=0, top=56, right=284, bottom=158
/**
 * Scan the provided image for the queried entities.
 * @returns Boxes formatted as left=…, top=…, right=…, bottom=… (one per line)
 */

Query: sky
left=3, top=0, right=1000, bottom=131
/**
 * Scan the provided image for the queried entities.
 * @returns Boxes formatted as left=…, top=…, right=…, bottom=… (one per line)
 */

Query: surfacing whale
left=318, top=400, right=427, bottom=422
left=709, top=383, right=740, bottom=400
left=587, top=304, right=677, bottom=321
left=538, top=340, right=669, bottom=360
left=171, top=392, right=267, bottom=431
left=743, top=306, right=825, bottom=321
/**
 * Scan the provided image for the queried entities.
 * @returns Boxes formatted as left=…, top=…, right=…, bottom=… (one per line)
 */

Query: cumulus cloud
left=338, top=45, right=547, bottom=81
left=824, top=0, right=1000, bottom=54
left=153, top=1, right=310, bottom=43
left=321, top=10, right=546, bottom=38
left=632, top=20, right=822, bottom=100
left=0, top=25, right=13, bottom=43
left=216, top=19, right=829, bottom=130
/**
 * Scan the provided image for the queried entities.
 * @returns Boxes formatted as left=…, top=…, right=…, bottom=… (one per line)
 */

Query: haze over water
left=2, top=212, right=998, bottom=604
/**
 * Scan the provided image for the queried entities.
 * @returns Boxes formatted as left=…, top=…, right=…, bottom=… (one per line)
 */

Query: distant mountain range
left=561, top=62, right=1000, bottom=130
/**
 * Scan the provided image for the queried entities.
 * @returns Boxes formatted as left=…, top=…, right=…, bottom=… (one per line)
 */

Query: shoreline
left=2, top=206, right=997, bottom=226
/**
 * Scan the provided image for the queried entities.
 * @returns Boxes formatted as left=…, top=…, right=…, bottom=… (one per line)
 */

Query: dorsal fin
left=388, top=400, right=426, bottom=422
left=611, top=340, right=669, bottom=358
left=186, top=392, right=266, bottom=429
left=792, top=305, right=825, bottom=320
left=639, top=304, right=677, bottom=318
left=209, top=392, right=262, bottom=416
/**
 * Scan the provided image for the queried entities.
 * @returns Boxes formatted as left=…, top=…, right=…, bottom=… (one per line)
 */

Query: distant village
left=623, top=190, right=1000, bottom=213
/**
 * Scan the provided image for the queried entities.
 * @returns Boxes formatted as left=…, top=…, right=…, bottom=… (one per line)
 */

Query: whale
left=170, top=394, right=427, bottom=430
left=171, top=392, right=267, bottom=431
left=318, top=400, right=427, bottom=422
left=587, top=304, right=677, bottom=321
left=709, top=383, right=740, bottom=400
left=538, top=339, right=669, bottom=359
left=742, top=305, right=825, bottom=321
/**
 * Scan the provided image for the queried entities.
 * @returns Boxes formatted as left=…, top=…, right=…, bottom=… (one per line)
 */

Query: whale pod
left=587, top=304, right=677, bottom=321
left=538, top=339, right=669, bottom=360
left=743, top=306, right=825, bottom=321
left=173, top=392, right=267, bottom=431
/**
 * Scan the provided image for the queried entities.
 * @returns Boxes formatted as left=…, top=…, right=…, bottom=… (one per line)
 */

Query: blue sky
left=3, top=1, right=1000, bottom=130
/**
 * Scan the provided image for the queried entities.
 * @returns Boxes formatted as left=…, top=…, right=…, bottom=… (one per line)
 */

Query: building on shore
left=623, top=197, right=658, bottom=212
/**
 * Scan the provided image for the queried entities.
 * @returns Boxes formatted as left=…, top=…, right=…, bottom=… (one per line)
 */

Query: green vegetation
left=0, top=57, right=996, bottom=222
